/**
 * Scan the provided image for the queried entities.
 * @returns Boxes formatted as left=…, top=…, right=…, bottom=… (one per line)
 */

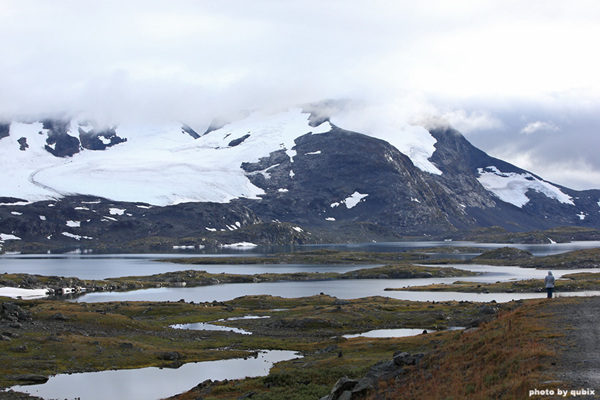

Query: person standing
left=545, top=271, right=555, bottom=298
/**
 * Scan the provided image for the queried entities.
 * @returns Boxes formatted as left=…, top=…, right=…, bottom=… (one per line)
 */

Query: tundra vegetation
left=0, top=247, right=599, bottom=399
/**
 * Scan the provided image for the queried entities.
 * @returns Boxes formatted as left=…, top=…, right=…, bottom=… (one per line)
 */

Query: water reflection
left=10, top=350, right=299, bottom=400
left=2, top=240, right=599, bottom=280
left=342, top=327, right=465, bottom=338
left=343, top=328, right=430, bottom=339
left=171, top=322, right=253, bottom=335
left=67, top=262, right=600, bottom=304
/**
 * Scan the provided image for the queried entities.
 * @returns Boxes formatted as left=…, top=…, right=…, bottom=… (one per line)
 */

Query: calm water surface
left=10, top=350, right=299, bottom=400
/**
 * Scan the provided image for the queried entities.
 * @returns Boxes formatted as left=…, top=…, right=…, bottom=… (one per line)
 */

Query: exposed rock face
left=42, top=119, right=81, bottom=157
left=78, top=126, right=127, bottom=150
left=237, top=124, right=600, bottom=236
left=0, top=123, right=10, bottom=140
left=0, top=302, right=32, bottom=323
left=239, top=126, right=470, bottom=236
left=319, top=352, right=425, bottom=400
left=17, top=137, right=28, bottom=151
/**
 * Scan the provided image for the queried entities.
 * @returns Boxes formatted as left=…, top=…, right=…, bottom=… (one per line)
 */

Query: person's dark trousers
left=547, top=288, right=554, bottom=298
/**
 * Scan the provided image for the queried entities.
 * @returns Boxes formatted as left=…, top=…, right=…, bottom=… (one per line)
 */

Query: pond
left=8, top=350, right=300, bottom=400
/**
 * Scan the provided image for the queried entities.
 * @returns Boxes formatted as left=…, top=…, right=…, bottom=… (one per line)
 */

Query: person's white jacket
left=545, top=271, right=555, bottom=288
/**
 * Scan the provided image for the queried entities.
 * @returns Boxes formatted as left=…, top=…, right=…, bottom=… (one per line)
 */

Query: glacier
left=1, top=108, right=442, bottom=206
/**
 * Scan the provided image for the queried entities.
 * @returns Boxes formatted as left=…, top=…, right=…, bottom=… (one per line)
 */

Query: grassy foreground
left=0, top=294, right=495, bottom=394
left=366, top=299, right=560, bottom=400
left=171, top=298, right=565, bottom=400
left=0, top=296, right=583, bottom=399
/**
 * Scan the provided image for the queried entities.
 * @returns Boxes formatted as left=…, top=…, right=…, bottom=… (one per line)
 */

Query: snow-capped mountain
left=1, top=107, right=599, bottom=250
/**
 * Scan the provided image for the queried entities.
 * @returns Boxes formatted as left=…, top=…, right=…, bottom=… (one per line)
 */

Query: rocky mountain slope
left=1, top=108, right=598, bottom=251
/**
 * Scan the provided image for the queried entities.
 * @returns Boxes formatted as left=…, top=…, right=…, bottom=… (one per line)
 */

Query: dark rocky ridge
left=235, top=123, right=600, bottom=236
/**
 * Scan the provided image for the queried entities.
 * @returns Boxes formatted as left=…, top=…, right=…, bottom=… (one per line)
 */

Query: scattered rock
left=0, top=302, right=32, bottom=322
left=392, top=351, right=424, bottom=367
left=10, top=374, right=49, bottom=384
left=320, top=352, right=424, bottom=400
left=156, top=351, right=182, bottom=361
left=50, top=312, right=69, bottom=321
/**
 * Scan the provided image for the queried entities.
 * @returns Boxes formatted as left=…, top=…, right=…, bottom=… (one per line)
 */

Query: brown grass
left=368, top=300, right=556, bottom=400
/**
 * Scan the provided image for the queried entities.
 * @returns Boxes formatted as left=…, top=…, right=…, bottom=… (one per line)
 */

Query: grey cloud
left=0, top=0, right=599, bottom=190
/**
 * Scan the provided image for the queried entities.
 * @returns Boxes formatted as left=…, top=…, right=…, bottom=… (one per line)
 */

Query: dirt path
left=541, top=296, right=600, bottom=399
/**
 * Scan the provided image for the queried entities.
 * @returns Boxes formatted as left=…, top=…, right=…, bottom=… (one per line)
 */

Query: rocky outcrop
left=0, top=195, right=313, bottom=252
left=17, top=137, right=28, bottom=151
left=0, top=302, right=32, bottom=323
left=319, top=352, right=425, bottom=400
left=474, top=247, right=535, bottom=261
left=0, top=123, right=9, bottom=140
left=43, top=119, right=81, bottom=157
left=79, top=126, right=127, bottom=151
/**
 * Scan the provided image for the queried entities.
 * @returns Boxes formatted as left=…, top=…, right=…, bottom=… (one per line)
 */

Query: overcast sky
left=1, top=0, right=599, bottom=190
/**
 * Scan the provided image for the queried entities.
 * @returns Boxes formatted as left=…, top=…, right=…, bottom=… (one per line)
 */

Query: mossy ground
left=0, top=294, right=495, bottom=395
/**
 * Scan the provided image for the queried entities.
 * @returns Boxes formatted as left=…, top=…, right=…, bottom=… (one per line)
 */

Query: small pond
left=9, top=350, right=300, bottom=400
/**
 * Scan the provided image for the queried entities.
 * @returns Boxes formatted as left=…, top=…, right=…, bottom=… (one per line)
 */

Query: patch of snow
left=74, top=207, right=90, bottom=211
left=39, top=215, right=46, bottom=220
left=577, top=212, right=586, bottom=220
left=292, top=226, right=303, bottom=232
left=345, top=192, right=368, bottom=208
left=66, top=220, right=81, bottom=227
left=0, top=287, right=49, bottom=299
left=477, top=166, right=574, bottom=208
left=277, top=188, right=289, bottom=193
left=289, top=170, right=295, bottom=178
left=326, top=217, right=336, bottom=221
left=332, top=192, right=368, bottom=209
left=305, top=150, right=321, bottom=155
left=173, top=245, right=195, bottom=249
left=221, top=242, right=258, bottom=248
left=411, top=197, right=420, bottom=203
left=61, top=232, right=92, bottom=240
left=0, top=201, right=31, bottom=206
left=0, top=233, right=22, bottom=240
left=11, top=211, right=22, bottom=216
left=101, top=216, right=118, bottom=222
left=81, top=200, right=101, bottom=204
left=136, top=205, right=152, bottom=209
left=109, top=208, right=126, bottom=215
left=205, top=227, right=217, bottom=232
